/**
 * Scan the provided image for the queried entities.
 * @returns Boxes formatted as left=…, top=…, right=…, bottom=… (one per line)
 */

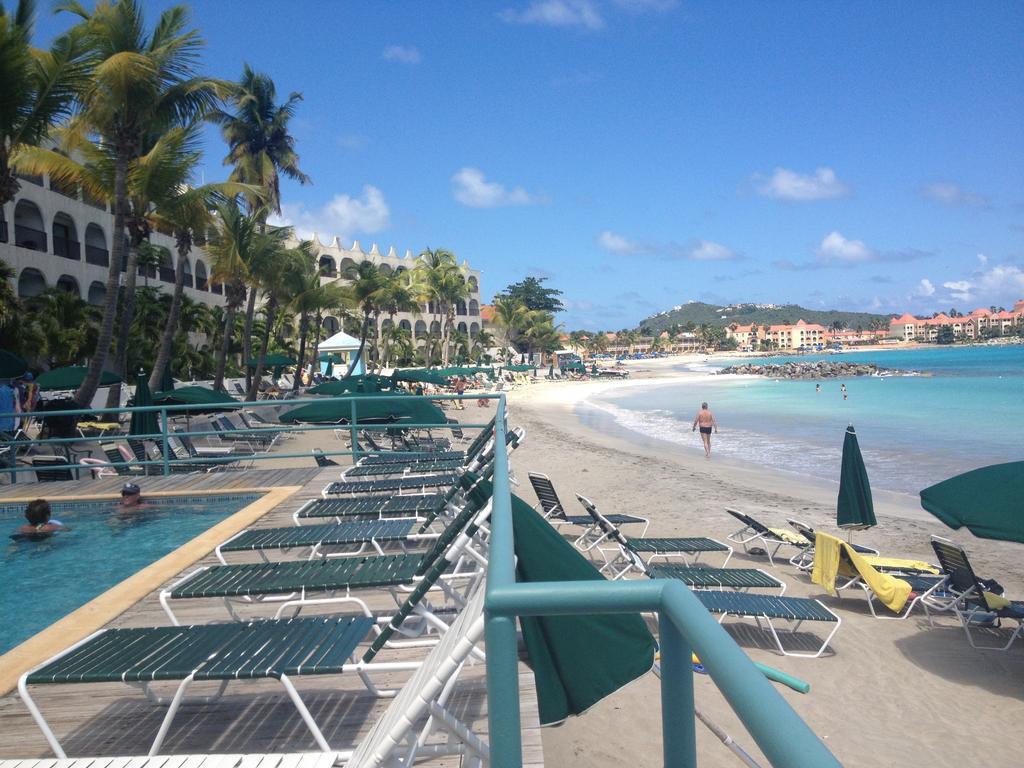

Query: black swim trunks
left=699, top=426, right=712, bottom=435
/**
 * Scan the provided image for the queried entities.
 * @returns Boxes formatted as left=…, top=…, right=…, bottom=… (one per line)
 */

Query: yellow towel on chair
left=768, top=527, right=810, bottom=546
left=862, top=556, right=939, bottom=574
left=812, top=532, right=912, bottom=614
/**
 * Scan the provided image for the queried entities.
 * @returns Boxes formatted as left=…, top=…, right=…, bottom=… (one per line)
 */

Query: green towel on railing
left=511, top=492, right=656, bottom=725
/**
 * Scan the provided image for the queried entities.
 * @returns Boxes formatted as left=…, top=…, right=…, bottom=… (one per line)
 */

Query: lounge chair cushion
left=221, top=519, right=419, bottom=552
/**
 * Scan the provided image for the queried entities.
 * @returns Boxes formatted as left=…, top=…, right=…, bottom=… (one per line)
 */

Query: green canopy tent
left=920, top=461, right=1024, bottom=544
left=128, top=371, right=158, bottom=437
left=279, top=391, right=447, bottom=425
left=510, top=486, right=656, bottom=724
left=36, top=366, right=124, bottom=391
left=0, top=350, right=28, bottom=379
left=391, top=368, right=451, bottom=386
left=247, top=353, right=296, bottom=381
left=837, top=425, right=876, bottom=536
left=561, top=361, right=586, bottom=373
left=307, top=374, right=393, bottom=395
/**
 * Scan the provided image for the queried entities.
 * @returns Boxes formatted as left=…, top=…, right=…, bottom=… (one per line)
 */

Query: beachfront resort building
left=727, top=319, right=828, bottom=350
left=888, top=301, right=1024, bottom=342
left=1, top=175, right=484, bottom=350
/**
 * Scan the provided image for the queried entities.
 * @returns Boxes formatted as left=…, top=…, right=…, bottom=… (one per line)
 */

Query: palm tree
left=414, top=248, right=470, bottom=366
left=0, top=0, right=88, bottom=207
left=340, top=260, right=387, bottom=377
left=380, top=323, right=413, bottom=367
left=282, top=243, right=346, bottom=390
left=375, top=270, right=420, bottom=360
left=62, top=0, right=224, bottom=407
left=0, top=259, right=21, bottom=331
left=22, top=287, right=100, bottom=367
left=491, top=296, right=530, bottom=354
left=244, top=224, right=294, bottom=400
left=212, top=64, right=310, bottom=389
left=470, top=328, right=494, bottom=362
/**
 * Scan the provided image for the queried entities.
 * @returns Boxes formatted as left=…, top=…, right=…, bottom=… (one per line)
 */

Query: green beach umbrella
left=246, top=353, right=296, bottom=368
left=391, top=368, right=450, bottom=386
left=0, top=350, right=28, bottom=379
left=128, top=371, right=158, bottom=437
left=279, top=391, right=447, bottom=425
left=153, top=385, right=240, bottom=412
left=511, top=489, right=656, bottom=724
left=317, top=352, right=344, bottom=363
left=920, top=461, right=1024, bottom=544
left=36, top=366, right=124, bottom=391
left=159, top=365, right=174, bottom=393
left=837, top=425, right=876, bottom=532
left=308, top=374, right=392, bottom=395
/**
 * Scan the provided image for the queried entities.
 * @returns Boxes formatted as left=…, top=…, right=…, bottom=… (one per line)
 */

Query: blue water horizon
left=587, top=344, right=1024, bottom=496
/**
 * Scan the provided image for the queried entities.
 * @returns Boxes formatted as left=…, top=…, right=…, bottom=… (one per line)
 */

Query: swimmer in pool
left=119, top=482, right=147, bottom=509
left=14, top=498, right=68, bottom=536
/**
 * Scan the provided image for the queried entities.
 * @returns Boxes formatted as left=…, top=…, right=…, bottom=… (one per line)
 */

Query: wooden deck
left=0, top=467, right=543, bottom=766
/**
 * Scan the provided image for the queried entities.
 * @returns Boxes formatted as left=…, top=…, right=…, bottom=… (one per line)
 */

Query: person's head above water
left=25, top=498, right=51, bottom=526
left=701, top=402, right=708, bottom=409
left=120, top=482, right=142, bottom=506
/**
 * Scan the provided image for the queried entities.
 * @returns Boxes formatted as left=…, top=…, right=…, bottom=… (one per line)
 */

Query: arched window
left=456, top=300, right=467, bottom=316
left=470, top=322, right=480, bottom=339
left=318, top=256, right=336, bottom=277
left=339, top=257, right=357, bottom=275
left=17, top=268, right=46, bottom=297
left=87, top=281, right=106, bottom=306
left=467, top=275, right=479, bottom=292
left=414, top=320, right=427, bottom=338
left=430, top=320, right=441, bottom=336
left=457, top=321, right=468, bottom=334
left=84, top=223, right=108, bottom=266
left=14, top=200, right=46, bottom=252
left=469, top=299, right=479, bottom=315
left=194, top=260, right=208, bottom=290
left=381, top=318, right=394, bottom=332
left=56, top=274, right=80, bottom=295
left=399, top=319, right=412, bottom=332
left=323, top=316, right=340, bottom=334
left=181, top=257, right=193, bottom=288
left=378, top=263, right=393, bottom=275
left=52, top=213, right=80, bottom=260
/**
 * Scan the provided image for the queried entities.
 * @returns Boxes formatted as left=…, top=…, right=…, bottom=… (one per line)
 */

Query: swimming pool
left=0, top=493, right=261, bottom=654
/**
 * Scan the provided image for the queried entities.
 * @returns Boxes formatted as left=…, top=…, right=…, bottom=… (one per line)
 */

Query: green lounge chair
left=18, top=585, right=488, bottom=762
left=295, top=493, right=450, bottom=523
left=528, top=471, right=649, bottom=550
left=342, top=426, right=523, bottom=479
left=323, top=473, right=462, bottom=497
left=725, top=508, right=809, bottom=566
left=357, top=415, right=496, bottom=465
left=215, top=518, right=426, bottom=563
left=693, top=590, right=841, bottom=658
left=931, top=535, right=1024, bottom=651
left=646, top=563, right=785, bottom=594
left=576, top=494, right=732, bottom=578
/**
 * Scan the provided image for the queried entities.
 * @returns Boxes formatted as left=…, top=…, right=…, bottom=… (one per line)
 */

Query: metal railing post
left=160, top=408, right=170, bottom=476
left=349, top=400, right=359, bottom=463
left=659, top=616, right=696, bottom=768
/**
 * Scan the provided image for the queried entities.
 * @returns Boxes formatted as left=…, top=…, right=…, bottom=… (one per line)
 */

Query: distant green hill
left=638, top=302, right=891, bottom=334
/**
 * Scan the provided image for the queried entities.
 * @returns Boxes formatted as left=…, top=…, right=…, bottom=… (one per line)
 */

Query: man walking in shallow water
left=691, top=402, right=718, bottom=458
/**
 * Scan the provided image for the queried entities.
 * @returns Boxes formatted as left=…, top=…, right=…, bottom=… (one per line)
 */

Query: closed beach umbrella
left=837, top=425, right=876, bottom=532
left=0, top=350, right=28, bottom=379
left=920, top=461, right=1024, bottom=544
left=128, top=371, right=158, bottom=437
left=37, top=366, right=124, bottom=391
left=279, top=391, right=447, bottom=425
left=159, top=365, right=174, bottom=393
left=510, top=485, right=656, bottom=724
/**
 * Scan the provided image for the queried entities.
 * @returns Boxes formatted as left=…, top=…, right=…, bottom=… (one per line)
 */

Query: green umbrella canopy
left=279, top=391, right=447, bottom=425
left=317, top=352, right=344, bottom=363
left=308, top=374, right=393, bottom=395
left=391, top=368, right=451, bottom=386
left=153, top=385, right=241, bottom=412
left=36, top=366, right=124, bottom=391
left=0, top=350, right=28, bottom=379
left=246, top=353, right=296, bottom=368
left=920, top=461, right=1024, bottom=544
left=511, top=488, right=656, bottom=724
left=562, top=361, right=586, bottom=372
left=159, top=365, right=174, bottom=393
left=837, top=425, right=876, bottom=530
left=128, top=372, right=158, bottom=437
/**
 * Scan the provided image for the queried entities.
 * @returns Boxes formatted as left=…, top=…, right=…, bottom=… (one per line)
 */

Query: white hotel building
left=0, top=173, right=483, bottom=348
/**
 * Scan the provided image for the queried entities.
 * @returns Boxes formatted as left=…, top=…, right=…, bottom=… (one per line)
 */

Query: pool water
left=0, top=493, right=261, bottom=654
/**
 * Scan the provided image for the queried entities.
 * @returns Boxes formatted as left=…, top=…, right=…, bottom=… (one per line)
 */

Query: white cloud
left=451, top=167, right=538, bottom=208
left=977, top=253, right=988, bottom=265
left=817, top=231, right=873, bottom=262
left=975, top=265, right=1024, bottom=297
left=756, top=167, right=849, bottom=201
left=943, top=280, right=973, bottom=303
left=499, top=0, right=604, bottom=30
left=597, top=230, right=643, bottom=255
left=271, top=186, right=391, bottom=240
left=382, top=45, right=421, bottom=64
left=689, top=240, right=736, bottom=261
left=916, top=278, right=935, bottom=297
left=920, top=182, right=989, bottom=208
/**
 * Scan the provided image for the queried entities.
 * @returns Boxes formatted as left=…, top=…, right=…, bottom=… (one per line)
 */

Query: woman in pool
left=14, top=499, right=68, bottom=538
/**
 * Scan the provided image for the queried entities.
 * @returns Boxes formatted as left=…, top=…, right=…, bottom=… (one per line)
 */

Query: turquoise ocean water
left=586, top=345, right=1024, bottom=496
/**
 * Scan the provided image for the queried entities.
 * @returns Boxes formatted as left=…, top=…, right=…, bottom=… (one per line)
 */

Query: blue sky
left=34, top=1, right=1024, bottom=329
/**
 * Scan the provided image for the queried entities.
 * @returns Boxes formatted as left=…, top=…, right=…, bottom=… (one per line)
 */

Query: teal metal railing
left=484, top=394, right=841, bottom=767
left=0, top=393, right=495, bottom=478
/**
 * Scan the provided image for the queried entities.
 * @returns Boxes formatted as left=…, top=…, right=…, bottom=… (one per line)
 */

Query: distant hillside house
left=888, top=300, right=1024, bottom=342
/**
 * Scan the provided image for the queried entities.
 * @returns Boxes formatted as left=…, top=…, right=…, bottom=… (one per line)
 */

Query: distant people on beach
left=691, top=402, right=718, bottom=459
left=13, top=499, right=68, bottom=539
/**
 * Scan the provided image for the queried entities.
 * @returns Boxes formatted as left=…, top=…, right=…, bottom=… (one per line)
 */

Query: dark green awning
left=36, top=366, right=124, bottom=391
left=153, top=386, right=240, bottom=412
left=0, top=350, right=28, bottom=379
left=920, top=461, right=1024, bottom=543
left=391, top=368, right=451, bottom=386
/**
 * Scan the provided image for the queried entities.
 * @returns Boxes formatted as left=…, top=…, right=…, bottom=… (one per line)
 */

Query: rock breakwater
left=718, top=361, right=898, bottom=379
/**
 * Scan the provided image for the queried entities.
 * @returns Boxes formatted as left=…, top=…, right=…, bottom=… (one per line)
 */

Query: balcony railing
left=159, top=266, right=176, bottom=283
left=85, top=245, right=109, bottom=267
left=211, top=282, right=223, bottom=295
left=53, top=236, right=81, bottom=261
left=83, top=192, right=107, bottom=211
left=51, top=179, right=79, bottom=200
left=195, top=277, right=208, bottom=291
left=0, top=220, right=7, bottom=243
left=16, top=172, right=43, bottom=187
left=183, top=274, right=194, bottom=289
left=14, top=225, right=47, bottom=252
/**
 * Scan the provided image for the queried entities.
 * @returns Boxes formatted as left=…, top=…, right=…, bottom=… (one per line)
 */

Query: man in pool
left=14, top=499, right=68, bottom=537
left=691, top=402, right=718, bottom=459
left=119, top=482, right=146, bottom=509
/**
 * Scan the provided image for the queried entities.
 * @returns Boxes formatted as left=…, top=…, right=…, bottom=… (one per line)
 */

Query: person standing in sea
left=691, top=402, right=718, bottom=459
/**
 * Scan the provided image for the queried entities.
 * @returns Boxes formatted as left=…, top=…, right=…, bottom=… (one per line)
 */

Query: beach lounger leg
left=958, top=607, right=1023, bottom=651
left=17, top=676, right=65, bottom=758
left=148, top=674, right=196, bottom=755
left=278, top=674, right=332, bottom=753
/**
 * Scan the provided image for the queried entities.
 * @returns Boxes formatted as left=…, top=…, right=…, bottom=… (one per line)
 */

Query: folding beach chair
left=101, top=442, right=146, bottom=476
left=725, top=508, right=810, bottom=566
left=528, top=471, right=649, bottom=549
left=31, top=455, right=75, bottom=482
left=217, top=415, right=281, bottom=448
left=160, top=477, right=494, bottom=625
left=18, top=585, right=488, bottom=762
left=576, top=494, right=732, bottom=578
left=296, top=493, right=451, bottom=524
left=344, top=426, right=523, bottom=479
left=931, top=536, right=1024, bottom=651
left=786, top=517, right=879, bottom=571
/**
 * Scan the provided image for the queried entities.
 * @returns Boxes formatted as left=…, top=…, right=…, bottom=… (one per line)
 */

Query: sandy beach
left=502, top=356, right=1024, bottom=767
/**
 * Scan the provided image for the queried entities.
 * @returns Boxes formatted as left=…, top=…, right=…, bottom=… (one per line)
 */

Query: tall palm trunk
left=247, top=300, right=276, bottom=401
left=106, top=233, right=142, bottom=408
left=242, top=288, right=257, bottom=390
left=213, top=284, right=244, bottom=391
left=309, top=309, right=322, bottom=374
left=76, top=150, right=128, bottom=408
left=149, top=236, right=190, bottom=391
left=292, top=311, right=309, bottom=392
